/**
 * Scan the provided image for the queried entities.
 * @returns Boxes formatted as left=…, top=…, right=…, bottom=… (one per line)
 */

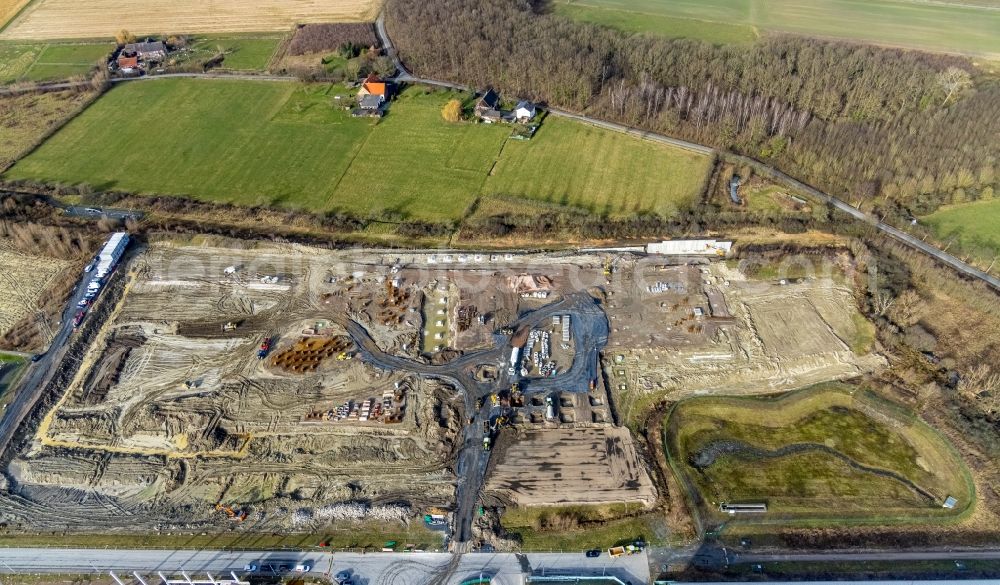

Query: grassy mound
left=665, top=384, right=973, bottom=527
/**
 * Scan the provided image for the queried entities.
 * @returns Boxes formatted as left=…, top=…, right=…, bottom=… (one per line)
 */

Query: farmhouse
left=124, top=41, right=168, bottom=62
left=474, top=89, right=540, bottom=124
left=475, top=89, right=501, bottom=118
left=353, top=73, right=390, bottom=117
left=358, top=73, right=388, bottom=101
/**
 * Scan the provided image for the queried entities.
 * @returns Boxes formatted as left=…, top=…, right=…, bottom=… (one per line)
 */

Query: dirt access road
left=341, top=291, right=610, bottom=548
left=0, top=237, right=121, bottom=469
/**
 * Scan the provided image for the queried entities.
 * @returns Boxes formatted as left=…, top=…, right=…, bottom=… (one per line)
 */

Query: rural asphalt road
left=374, top=15, right=999, bottom=292
left=0, top=548, right=651, bottom=585
left=0, top=251, right=98, bottom=462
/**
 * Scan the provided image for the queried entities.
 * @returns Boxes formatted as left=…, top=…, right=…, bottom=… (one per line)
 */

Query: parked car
left=294, top=563, right=312, bottom=573
left=243, top=563, right=258, bottom=572
left=586, top=549, right=601, bottom=558
left=77, top=299, right=90, bottom=308
left=30, top=353, right=44, bottom=363
left=83, top=261, right=95, bottom=273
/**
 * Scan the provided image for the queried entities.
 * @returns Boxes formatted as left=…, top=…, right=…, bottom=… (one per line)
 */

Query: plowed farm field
left=0, top=0, right=381, bottom=40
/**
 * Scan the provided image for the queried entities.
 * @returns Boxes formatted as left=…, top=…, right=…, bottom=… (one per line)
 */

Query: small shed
left=943, top=496, right=958, bottom=509
left=480, top=108, right=503, bottom=123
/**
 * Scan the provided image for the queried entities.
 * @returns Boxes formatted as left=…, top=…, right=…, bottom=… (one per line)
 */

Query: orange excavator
left=215, top=503, right=248, bottom=522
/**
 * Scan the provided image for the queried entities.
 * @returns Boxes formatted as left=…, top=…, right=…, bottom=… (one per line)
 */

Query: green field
left=0, top=352, right=27, bottom=409
left=483, top=116, right=710, bottom=217
left=556, top=0, right=1000, bottom=54
left=5, top=79, right=711, bottom=221
left=665, top=384, right=973, bottom=527
left=922, top=198, right=1000, bottom=261
left=0, top=42, right=111, bottom=83
left=556, top=3, right=757, bottom=44
left=173, top=36, right=282, bottom=71
left=501, top=504, right=666, bottom=550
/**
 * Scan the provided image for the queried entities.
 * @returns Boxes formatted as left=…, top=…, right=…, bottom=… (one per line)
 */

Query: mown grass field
left=175, top=36, right=282, bottom=71
left=556, top=0, right=1000, bottom=55
left=555, top=2, right=757, bottom=44
left=0, top=41, right=111, bottom=83
left=6, top=79, right=711, bottom=221
left=665, top=384, right=973, bottom=526
left=484, top=116, right=711, bottom=217
left=922, top=198, right=1000, bottom=261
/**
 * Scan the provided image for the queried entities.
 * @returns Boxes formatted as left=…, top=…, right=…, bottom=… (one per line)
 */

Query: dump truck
left=483, top=436, right=491, bottom=451
left=608, top=546, right=626, bottom=558
left=257, top=338, right=271, bottom=359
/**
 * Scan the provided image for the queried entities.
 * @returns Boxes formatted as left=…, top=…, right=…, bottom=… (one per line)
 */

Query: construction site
left=0, top=238, right=885, bottom=545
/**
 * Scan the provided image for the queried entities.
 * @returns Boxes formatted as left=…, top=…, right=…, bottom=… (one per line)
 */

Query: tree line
left=385, top=0, right=999, bottom=216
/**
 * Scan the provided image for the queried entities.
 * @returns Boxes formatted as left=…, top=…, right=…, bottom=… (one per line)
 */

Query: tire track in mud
left=691, top=439, right=937, bottom=502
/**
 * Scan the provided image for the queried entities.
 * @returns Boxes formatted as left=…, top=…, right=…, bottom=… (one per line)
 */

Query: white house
left=513, top=101, right=537, bottom=122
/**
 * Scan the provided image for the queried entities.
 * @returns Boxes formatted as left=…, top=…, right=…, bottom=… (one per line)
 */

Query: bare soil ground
left=485, top=427, right=656, bottom=508
left=0, top=239, right=885, bottom=536
left=607, top=258, right=884, bottom=427
left=1, top=0, right=382, bottom=40
left=3, top=240, right=461, bottom=533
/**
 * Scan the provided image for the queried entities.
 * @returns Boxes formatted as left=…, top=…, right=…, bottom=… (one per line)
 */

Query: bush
left=441, top=99, right=462, bottom=122
left=287, top=23, right=378, bottom=56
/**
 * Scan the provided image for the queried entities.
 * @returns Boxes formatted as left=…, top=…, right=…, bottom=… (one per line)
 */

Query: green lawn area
left=501, top=504, right=666, bottom=550
left=176, top=36, right=282, bottom=71
left=555, top=0, right=1000, bottom=54
left=665, top=384, right=973, bottom=526
left=0, top=42, right=111, bottom=83
left=483, top=116, right=711, bottom=218
left=0, top=352, right=27, bottom=410
left=6, top=78, right=711, bottom=222
left=922, top=198, right=1000, bottom=261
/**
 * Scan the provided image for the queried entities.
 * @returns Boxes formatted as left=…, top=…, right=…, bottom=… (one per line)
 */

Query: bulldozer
left=221, top=322, right=237, bottom=332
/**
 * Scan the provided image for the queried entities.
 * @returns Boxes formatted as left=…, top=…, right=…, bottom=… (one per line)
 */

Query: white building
left=646, top=239, right=732, bottom=256
left=513, top=101, right=537, bottom=122
left=94, top=232, right=130, bottom=278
